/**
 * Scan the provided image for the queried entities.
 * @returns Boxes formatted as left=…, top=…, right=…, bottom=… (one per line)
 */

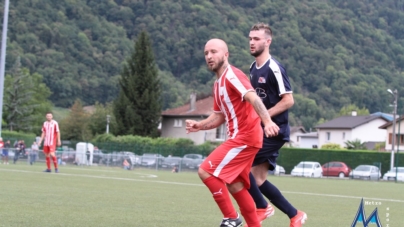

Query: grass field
left=0, top=164, right=403, bottom=227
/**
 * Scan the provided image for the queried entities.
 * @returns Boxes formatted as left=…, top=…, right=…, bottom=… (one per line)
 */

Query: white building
left=315, top=114, right=389, bottom=149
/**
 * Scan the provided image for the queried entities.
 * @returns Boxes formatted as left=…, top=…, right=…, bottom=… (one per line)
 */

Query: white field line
left=1, top=168, right=404, bottom=203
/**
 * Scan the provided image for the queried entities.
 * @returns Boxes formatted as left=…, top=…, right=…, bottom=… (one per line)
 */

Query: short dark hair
left=46, top=111, right=53, bottom=115
left=250, top=22, right=273, bottom=38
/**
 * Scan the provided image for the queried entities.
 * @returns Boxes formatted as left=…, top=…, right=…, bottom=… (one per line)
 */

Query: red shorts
left=43, top=145, right=56, bottom=154
left=200, top=139, right=260, bottom=189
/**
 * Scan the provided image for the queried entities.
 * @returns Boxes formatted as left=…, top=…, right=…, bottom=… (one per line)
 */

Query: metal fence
left=4, top=148, right=202, bottom=173
left=3, top=145, right=404, bottom=183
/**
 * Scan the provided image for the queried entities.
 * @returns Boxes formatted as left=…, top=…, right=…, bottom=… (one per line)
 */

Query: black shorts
left=252, top=137, right=285, bottom=170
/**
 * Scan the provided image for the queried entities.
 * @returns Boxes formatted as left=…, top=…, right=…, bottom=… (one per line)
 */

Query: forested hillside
left=1, top=0, right=404, bottom=129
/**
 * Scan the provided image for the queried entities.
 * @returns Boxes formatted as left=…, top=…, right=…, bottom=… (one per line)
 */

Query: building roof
left=290, top=126, right=306, bottom=134
left=161, top=96, right=214, bottom=117
left=379, top=115, right=404, bottom=129
left=371, top=112, right=394, bottom=121
left=315, top=115, right=387, bottom=129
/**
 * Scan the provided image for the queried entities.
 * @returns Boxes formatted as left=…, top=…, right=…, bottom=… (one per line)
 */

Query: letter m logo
left=351, top=199, right=383, bottom=227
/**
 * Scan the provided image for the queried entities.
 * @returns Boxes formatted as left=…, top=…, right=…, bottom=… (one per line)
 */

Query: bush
left=88, top=134, right=212, bottom=157
left=2, top=130, right=37, bottom=145
left=321, top=143, right=344, bottom=149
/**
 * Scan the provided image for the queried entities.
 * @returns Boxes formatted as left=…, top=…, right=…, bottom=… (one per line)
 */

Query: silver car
left=382, top=167, right=404, bottom=181
left=349, top=165, right=381, bottom=180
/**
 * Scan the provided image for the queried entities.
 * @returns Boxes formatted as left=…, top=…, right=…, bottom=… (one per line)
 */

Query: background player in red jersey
left=38, top=112, right=61, bottom=173
left=186, top=38, right=279, bottom=227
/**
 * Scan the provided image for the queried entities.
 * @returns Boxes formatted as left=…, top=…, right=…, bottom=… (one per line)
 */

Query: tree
left=59, top=99, right=91, bottom=141
left=114, top=31, right=161, bottom=137
left=3, top=57, right=52, bottom=133
left=338, top=104, right=370, bottom=116
left=88, top=102, right=117, bottom=136
left=344, top=139, right=367, bottom=150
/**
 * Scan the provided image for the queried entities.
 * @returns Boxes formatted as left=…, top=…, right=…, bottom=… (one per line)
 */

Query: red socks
left=52, top=156, right=58, bottom=169
left=203, top=176, right=238, bottom=219
left=233, top=188, right=260, bottom=227
left=46, top=156, right=58, bottom=170
left=46, top=157, right=51, bottom=169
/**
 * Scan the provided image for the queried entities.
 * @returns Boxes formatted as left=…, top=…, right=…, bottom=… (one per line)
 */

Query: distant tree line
left=1, top=0, right=404, bottom=132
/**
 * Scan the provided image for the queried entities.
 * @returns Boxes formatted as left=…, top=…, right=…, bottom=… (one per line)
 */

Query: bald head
left=205, top=38, right=228, bottom=53
left=204, top=39, right=229, bottom=75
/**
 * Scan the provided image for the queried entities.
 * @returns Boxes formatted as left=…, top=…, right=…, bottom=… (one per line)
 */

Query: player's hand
left=185, top=120, right=201, bottom=133
left=263, top=121, right=280, bottom=138
left=57, top=141, right=61, bottom=147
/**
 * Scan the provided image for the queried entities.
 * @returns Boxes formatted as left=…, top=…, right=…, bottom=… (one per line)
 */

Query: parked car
left=382, top=167, right=404, bottom=181
left=322, top=161, right=351, bottom=178
left=291, top=161, right=323, bottom=178
left=140, top=153, right=164, bottom=167
left=187, top=158, right=204, bottom=169
left=61, top=150, right=76, bottom=163
left=100, top=152, right=124, bottom=166
left=182, top=154, right=204, bottom=169
left=349, top=165, right=381, bottom=180
left=92, top=149, right=105, bottom=164
left=160, top=156, right=182, bottom=169
left=121, top=151, right=140, bottom=167
left=268, top=165, right=286, bottom=175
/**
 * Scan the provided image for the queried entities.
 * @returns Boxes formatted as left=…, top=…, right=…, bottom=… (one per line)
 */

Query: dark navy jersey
left=249, top=56, right=292, bottom=141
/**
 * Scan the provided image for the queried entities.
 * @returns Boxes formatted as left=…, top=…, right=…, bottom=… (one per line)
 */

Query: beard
left=208, top=57, right=225, bottom=73
left=250, top=44, right=265, bottom=57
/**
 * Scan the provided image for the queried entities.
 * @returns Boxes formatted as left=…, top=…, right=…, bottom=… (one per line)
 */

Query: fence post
left=395, top=119, right=401, bottom=182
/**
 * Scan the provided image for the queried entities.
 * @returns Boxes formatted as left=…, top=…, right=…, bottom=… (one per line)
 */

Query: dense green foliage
left=3, top=58, right=52, bottom=133
left=87, top=102, right=118, bottom=136
left=114, top=31, right=161, bottom=137
left=90, top=133, right=214, bottom=157
left=1, top=130, right=36, bottom=145
left=321, top=143, right=344, bottom=150
left=2, top=0, right=404, bottom=130
left=59, top=99, right=91, bottom=140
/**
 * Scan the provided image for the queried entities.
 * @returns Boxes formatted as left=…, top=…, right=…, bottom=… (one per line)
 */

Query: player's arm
left=38, top=131, right=45, bottom=147
left=57, top=131, right=61, bottom=147
left=268, top=93, right=294, bottom=117
left=244, top=91, right=279, bottom=137
left=56, top=122, right=61, bottom=146
left=186, top=112, right=225, bottom=133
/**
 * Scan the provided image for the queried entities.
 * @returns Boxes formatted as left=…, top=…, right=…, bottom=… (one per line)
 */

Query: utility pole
left=388, top=89, right=398, bottom=170
left=0, top=0, right=10, bottom=137
left=106, top=115, right=110, bottom=134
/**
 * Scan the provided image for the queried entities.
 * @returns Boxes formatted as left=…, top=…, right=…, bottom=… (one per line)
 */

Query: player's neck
left=215, top=63, right=229, bottom=79
left=255, top=51, right=270, bottom=68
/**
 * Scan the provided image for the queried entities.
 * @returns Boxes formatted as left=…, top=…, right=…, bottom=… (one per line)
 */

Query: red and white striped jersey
left=42, top=120, right=59, bottom=146
left=213, top=65, right=263, bottom=147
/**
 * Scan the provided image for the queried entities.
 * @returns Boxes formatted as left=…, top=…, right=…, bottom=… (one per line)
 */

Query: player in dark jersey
left=246, top=22, right=307, bottom=227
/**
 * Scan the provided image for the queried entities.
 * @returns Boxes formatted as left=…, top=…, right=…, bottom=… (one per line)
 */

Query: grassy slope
left=52, top=107, right=70, bottom=122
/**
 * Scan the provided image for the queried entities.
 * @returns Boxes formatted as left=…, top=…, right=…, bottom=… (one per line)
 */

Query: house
left=296, top=132, right=319, bottom=148
left=287, top=126, right=306, bottom=147
left=314, top=113, right=389, bottom=149
left=161, top=94, right=227, bottom=145
left=379, top=116, right=404, bottom=152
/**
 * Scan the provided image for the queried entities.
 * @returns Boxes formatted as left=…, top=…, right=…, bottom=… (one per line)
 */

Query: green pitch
left=0, top=164, right=403, bottom=227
